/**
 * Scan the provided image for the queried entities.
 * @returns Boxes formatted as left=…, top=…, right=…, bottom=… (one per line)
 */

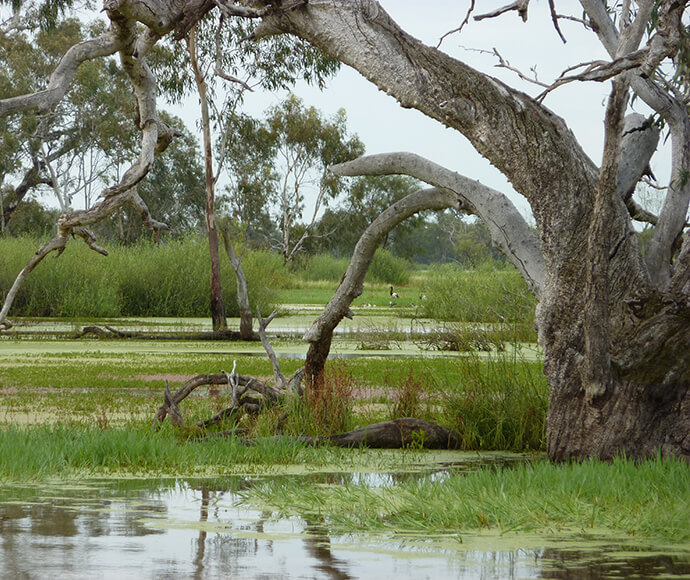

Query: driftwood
left=317, top=418, right=462, bottom=449
left=153, top=371, right=285, bottom=427
left=77, top=325, right=257, bottom=341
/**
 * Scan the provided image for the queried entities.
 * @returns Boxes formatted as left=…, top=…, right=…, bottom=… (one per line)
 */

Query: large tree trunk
left=257, top=0, right=690, bottom=461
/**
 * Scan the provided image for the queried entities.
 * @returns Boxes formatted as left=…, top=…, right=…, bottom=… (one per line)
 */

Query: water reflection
left=0, top=477, right=688, bottom=579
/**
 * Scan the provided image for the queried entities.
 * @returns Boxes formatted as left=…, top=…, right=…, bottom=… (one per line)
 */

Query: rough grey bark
left=254, top=0, right=690, bottom=460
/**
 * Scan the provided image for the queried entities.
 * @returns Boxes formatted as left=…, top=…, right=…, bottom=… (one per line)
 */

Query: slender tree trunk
left=303, top=186, right=465, bottom=393
left=189, top=27, right=227, bottom=332
left=220, top=228, right=255, bottom=340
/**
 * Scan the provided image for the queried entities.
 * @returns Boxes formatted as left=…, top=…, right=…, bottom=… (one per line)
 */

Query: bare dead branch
left=0, top=236, right=67, bottom=330
left=257, top=309, right=288, bottom=391
left=492, top=48, right=550, bottom=88
left=303, top=186, right=463, bottom=354
left=536, top=49, right=648, bottom=101
left=548, top=0, right=567, bottom=43
left=475, top=0, right=530, bottom=22
left=436, top=0, right=475, bottom=48
left=164, top=380, right=185, bottom=427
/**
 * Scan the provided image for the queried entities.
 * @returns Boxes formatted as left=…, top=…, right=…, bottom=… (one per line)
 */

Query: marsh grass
left=0, top=237, right=284, bottom=318
left=0, top=422, right=357, bottom=480
left=0, top=351, right=547, bottom=450
left=388, top=368, right=429, bottom=420
left=421, top=263, right=536, bottom=325
left=437, top=354, right=548, bottom=451
left=243, top=455, right=690, bottom=543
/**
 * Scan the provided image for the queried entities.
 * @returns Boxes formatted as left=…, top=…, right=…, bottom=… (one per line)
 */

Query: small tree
left=263, top=95, right=364, bottom=263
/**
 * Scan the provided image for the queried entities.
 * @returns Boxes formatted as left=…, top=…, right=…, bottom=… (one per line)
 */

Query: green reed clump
left=421, top=262, right=536, bottom=324
left=298, top=253, right=351, bottom=282
left=1, top=237, right=121, bottom=317
left=0, top=236, right=282, bottom=318
left=365, top=248, right=411, bottom=285
left=388, top=367, right=430, bottom=420
left=437, top=355, right=548, bottom=451
left=282, top=363, right=356, bottom=436
left=243, top=455, right=690, bottom=543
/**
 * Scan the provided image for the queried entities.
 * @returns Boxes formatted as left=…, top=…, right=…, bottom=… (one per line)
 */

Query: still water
left=1, top=475, right=689, bottom=580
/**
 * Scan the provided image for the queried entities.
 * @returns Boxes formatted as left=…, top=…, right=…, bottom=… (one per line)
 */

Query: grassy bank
left=244, top=455, right=690, bottom=543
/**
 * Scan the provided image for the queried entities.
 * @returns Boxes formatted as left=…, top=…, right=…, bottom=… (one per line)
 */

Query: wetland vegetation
left=1, top=237, right=688, bottom=558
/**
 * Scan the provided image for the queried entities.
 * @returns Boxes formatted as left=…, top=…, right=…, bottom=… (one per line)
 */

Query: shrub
left=420, top=262, right=536, bottom=324
left=365, top=248, right=411, bottom=285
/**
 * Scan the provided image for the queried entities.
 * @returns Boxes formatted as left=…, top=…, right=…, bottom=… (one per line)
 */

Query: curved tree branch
left=302, top=185, right=468, bottom=389
left=330, top=152, right=545, bottom=296
left=0, top=33, right=123, bottom=117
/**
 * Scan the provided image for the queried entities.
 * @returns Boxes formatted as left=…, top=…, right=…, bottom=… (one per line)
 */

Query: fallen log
left=76, top=325, right=258, bottom=341
left=215, top=418, right=463, bottom=450
left=319, top=417, right=463, bottom=449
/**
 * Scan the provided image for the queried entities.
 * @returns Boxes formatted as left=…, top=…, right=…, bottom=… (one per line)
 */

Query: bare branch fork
left=580, top=0, right=690, bottom=288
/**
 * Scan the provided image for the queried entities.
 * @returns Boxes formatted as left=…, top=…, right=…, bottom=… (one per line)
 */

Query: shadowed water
left=1, top=473, right=688, bottom=580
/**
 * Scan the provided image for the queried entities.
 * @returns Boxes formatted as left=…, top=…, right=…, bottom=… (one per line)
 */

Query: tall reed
left=437, top=355, right=548, bottom=451
left=421, top=262, right=536, bottom=324
left=0, top=236, right=284, bottom=318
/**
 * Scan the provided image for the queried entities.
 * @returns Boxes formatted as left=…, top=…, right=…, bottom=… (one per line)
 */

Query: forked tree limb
left=302, top=184, right=472, bottom=389
left=580, top=0, right=690, bottom=289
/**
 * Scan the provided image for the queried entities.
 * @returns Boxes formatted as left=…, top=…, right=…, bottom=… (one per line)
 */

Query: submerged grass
left=242, top=455, right=690, bottom=543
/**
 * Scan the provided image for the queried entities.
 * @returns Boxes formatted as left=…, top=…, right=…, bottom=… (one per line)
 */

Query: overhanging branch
left=331, top=152, right=545, bottom=297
